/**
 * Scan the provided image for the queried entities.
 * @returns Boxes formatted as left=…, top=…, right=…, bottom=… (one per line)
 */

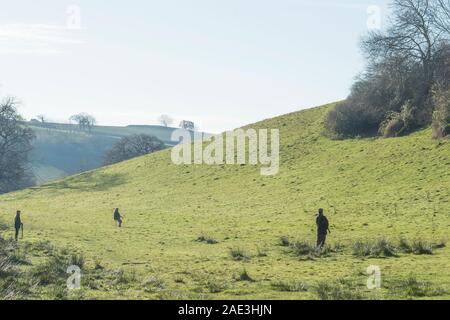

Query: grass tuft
left=289, top=241, right=339, bottom=259
left=205, top=277, right=227, bottom=293
left=352, top=238, right=397, bottom=257
left=197, top=235, right=219, bottom=245
left=315, top=279, right=363, bottom=300
left=69, top=253, right=85, bottom=268
left=389, top=276, right=446, bottom=297
left=279, top=236, right=291, bottom=247
left=271, top=280, right=309, bottom=292
left=230, top=248, right=250, bottom=261
left=142, top=275, right=166, bottom=292
left=238, top=269, right=255, bottom=282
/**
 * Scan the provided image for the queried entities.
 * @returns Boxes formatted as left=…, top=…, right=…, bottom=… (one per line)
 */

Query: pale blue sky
left=0, top=0, right=390, bottom=133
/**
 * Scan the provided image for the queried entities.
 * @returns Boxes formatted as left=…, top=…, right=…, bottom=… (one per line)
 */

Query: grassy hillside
left=2, top=103, right=449, bottom=299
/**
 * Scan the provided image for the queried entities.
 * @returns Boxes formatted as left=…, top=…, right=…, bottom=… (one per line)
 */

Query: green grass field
left=1, top=103, right=449, bottom=299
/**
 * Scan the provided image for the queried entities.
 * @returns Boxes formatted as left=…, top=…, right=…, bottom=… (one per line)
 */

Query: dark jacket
left=14, top=215, right=22, bottom=230
left=113, top=210, right=121, bottom=221
left=316, top=215, right=329, bottom=235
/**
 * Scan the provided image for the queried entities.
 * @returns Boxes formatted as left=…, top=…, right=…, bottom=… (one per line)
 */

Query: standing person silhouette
left=113, top=208, right=123, bottom=227
left=14, top=211, right=22, bottom=241
left=316, top=208, right=330, bottom=248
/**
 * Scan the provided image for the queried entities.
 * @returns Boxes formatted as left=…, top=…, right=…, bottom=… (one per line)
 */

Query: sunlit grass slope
left=1, top=103, right=449, bottom=299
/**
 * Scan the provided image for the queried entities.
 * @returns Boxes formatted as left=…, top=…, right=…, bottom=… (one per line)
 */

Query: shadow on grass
left=37, top=172, right=127, bottom=193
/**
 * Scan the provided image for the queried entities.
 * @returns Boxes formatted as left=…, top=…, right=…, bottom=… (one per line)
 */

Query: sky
left=0, top=0, right=390, bottom=133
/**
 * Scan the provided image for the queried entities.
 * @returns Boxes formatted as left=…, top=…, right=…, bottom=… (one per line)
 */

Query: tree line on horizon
left=32, top=113, right=196, bottom=131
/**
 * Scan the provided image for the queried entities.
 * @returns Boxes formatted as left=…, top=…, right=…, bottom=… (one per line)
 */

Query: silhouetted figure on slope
left=113, top=208, right=123, bottom=228
left=14, top=211, right=23, bottom=241
left=316, top=208, right=330, bottom=248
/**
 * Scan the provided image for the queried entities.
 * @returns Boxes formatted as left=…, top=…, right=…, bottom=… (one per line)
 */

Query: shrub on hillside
left=432, top=84, right=450, bottom=139
left=324, top=1, right=450, bottom=139
left=379, top=102, right=415, bottom=138
left=324, top=100, right=383, bottom=138
left=381, top=118, right=404, bottom=138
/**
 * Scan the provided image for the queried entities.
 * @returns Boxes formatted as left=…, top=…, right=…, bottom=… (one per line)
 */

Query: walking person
left=113, top=208, right=123, bottom=227
left=14, top=210, right=23, bottom=241
left=316, top=208, right=330, bottom=248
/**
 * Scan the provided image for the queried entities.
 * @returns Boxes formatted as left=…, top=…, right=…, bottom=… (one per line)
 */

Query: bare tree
left=434, top=0, right=450, bottom=34
left=326, top=0, right=450, bottom=138
left=103, top=134, right=166, bottom=165
left=362, top=0, right=442, bottom=82
left=0, top=98, right=35, bottom=193
left=158, top=114, right=174, bottom=127
left=69, top=113, right=97, bottom=132
left=179, top=120, right=195, bottom=131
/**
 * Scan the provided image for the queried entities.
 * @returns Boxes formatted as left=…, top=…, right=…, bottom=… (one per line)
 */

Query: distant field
left=2, top=103, right=449, bottom=299
left=26, top=121, right=178, bottom=143
left=25, top=122, right=180, bottom=184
